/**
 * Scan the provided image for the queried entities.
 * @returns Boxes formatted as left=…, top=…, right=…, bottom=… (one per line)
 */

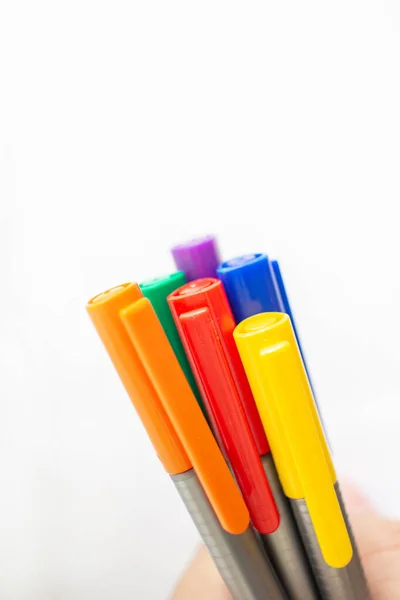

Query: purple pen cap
left=171, top=235, right=221, bottom=281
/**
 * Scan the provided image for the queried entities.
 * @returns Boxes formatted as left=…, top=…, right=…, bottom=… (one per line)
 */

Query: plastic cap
left=121, top=297, right=250, bottom=535
left=168, top=278, right=270, bottom=457
left=270, top=260, right=293, bottom=318
left=234, top=312, right=352, bottom=568
left=217, top=253, right=283, bottom=322
left=179, top=306, right=279, bottom=534
left=86, top=283, right=191, bottom=475
left=171, top=235, right=221, bottom=281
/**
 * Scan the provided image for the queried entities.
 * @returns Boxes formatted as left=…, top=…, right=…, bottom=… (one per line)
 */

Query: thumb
left=342, top=483, right=400, bottom=600
left=170, top=545, right=230, bottom=599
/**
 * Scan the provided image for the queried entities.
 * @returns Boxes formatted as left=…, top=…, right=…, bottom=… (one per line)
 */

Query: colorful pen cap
left=234, top=313, right=352, bottom=568
left=270, top=259, right=327, bottom=438
left=270, top=259, right=307, bottom=366
left=178, top=306, right=279, bottom=534
left=121, top=297, right=249, bottom=535
left=139, top=272, right=205, bottom=413
left=168, top=278, right=270, bottom=457
left=171, top=235, right=221, bottom=281
left=86, top=283, right=191, bottom=475
left=217, top=254, right=283, bottom=322
left=270, top=260, right=293, bottom=320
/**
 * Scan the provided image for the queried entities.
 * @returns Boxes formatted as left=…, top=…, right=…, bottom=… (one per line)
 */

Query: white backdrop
left=1, top=1, right=400, bottom=598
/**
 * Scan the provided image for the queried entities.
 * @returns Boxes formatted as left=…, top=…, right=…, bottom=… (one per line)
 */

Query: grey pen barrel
left=171, top=469, right=288, bottom=600
left=260, top=454, right=320, bottom=600
left=290, top=483, right=371, bottom=600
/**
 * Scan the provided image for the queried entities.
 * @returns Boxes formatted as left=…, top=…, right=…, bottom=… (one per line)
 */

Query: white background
left=1, top=1, right=400, bottom=598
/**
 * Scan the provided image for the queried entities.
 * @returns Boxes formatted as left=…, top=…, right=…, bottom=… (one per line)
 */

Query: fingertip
left=340, top=481, right=374, bottom=515
left=170, top=546, right=229, bottom=599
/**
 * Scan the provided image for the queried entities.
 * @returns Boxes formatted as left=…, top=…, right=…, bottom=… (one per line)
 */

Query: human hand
left=171, top=483, right=400, bottom=599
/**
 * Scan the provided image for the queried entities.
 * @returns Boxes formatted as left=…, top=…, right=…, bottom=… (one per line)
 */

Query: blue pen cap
left=217, top=254, right=284, bottom=323
left=271, top=259, right=294, bottom=322
left=270, top=259, right=304, bottom=359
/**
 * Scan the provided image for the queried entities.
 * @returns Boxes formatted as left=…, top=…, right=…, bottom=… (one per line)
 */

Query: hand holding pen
left=87, top=235, right=391, bottom=599
left=172, top=483, right=400, bottom=600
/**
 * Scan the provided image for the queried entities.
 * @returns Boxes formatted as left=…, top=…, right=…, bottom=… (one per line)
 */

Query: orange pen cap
left=121, top=297, right=250, bottom=535
left=86, top=283, right=191, bottom=475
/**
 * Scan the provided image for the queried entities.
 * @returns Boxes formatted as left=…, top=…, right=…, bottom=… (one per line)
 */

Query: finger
left=342, top=482, right=400, bottom=600
left=170, top=546, right=230, bottom=599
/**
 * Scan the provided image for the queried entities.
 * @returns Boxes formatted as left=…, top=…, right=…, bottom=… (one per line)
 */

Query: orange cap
left=86, top=283, right=191, bottom=475
left=121, top=297, right=250, bottom=535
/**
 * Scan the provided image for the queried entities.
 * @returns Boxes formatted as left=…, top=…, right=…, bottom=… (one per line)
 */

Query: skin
left=171, top=483, right=400, bottom=600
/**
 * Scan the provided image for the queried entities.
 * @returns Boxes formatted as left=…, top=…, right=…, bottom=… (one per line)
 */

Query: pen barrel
left=171, top=469, right=287, bottom=600
left=260, top=454, right=320, bottom=600
left=290, top=483, right=371, bottom=600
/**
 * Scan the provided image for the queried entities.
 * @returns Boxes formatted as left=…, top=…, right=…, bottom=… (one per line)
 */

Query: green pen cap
left=140, top=272, right=205, bottom=414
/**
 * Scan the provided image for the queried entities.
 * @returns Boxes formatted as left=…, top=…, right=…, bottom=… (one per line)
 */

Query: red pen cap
left=179, top=306, right=279, bottom=534
left=168, top=278, right=270, bottom=456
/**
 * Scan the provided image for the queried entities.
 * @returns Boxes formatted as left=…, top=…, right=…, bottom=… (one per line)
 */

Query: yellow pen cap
left=234, top=312, right=352, bottom=568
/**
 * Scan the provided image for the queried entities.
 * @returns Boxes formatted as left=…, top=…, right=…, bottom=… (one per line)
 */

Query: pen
left=216, top=253, right=283, bottom=322
left=234, top=312, right=371, bottom=600
left=270, top=259, right=315, bottom=392
left=168, top=278, right=318, bottom=600
left=86, top=283, right=286, bottom=600
left=217, top=253, right=324, bottom=429
left=168, top=278, right=268, bottom=455
left=171, top=235, right=221, bottom=280
left=270, top=260, right=301, bottom=347
left=139, top=272, right=205, bottom=414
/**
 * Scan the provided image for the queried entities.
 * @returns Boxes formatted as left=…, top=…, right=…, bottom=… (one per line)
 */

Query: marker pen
left=234, top=313, right=371, bottom=600
left=168, top=279, right=318, bottom=600
left=86, top=283, right=286, bottom=600
left=270, top=260, right=299, bottom=337
left=217, top=254, right=283, bottom=322
left=171, top=235, right=221, bottom=281
left=271, top=259, right=313, bottom=386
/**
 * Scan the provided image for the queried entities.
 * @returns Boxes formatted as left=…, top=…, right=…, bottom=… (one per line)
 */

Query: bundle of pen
left=86, top=236, right=370, bottom=600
